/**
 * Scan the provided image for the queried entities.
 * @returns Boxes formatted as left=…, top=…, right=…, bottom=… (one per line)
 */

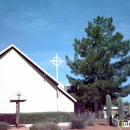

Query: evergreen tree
left=65, top=16, right=130, bottom=119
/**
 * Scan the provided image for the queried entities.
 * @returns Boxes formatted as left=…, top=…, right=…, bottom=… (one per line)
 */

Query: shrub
left=69, top=113, right=95, bottom=129
left=0, top=121, right=11, bottom=130
left=46, top=122, right=59, bottom=130
left=30, top=123, right=46, bottom=130
left=0, top=113, right=16, bottom=124
left=84, top=117, right=95, bottom=126
left=30, top=122, right=59, bottom=130
left=0, top=112, right=69, bottom=124
left=41, top=112, right=67, bottom=124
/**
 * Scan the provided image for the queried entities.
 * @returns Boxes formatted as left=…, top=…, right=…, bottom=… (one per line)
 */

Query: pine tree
left=65, top=16, right=130, bottom=119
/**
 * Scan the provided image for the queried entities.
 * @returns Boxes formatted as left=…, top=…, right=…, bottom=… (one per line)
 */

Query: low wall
left=103, top=106, right=118, bottom=118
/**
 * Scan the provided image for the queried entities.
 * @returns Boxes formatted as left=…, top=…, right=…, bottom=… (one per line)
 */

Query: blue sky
left=0, top=0, right=130, bottom=101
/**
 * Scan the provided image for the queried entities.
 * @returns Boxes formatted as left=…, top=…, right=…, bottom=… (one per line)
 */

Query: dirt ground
left=8, top=126, right=29, bottom=130
left=86, top=120, right=130, bottom=130
left=8, top=119, right=130, bottom=130
left=59, top=120, right=130, bottom=130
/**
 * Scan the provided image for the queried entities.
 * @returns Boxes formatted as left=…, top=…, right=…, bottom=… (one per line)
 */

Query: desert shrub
left=84, top=117, right=95, bottom=126
left=30, top=123, right=46, bottom=130
left=46, top=122, right=59, bottom=130
left=0, top=121, right=11, bottom=130
left=69, top=113, right=95, bottom=129
left=30, top=122, right=59, bottom=130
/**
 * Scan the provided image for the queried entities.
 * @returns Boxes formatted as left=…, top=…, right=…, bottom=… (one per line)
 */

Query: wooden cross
left=10, top=92, right=27, bottom=128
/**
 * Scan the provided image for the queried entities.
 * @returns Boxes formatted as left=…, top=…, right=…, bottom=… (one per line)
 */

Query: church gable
left=0, top=45, right=58, bottom=86
left=0, top=45, right=76, bottom=113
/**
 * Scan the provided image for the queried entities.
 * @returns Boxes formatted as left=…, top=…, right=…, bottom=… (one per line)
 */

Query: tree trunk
left=98, top=100, right=102, bottom=119
left=97, top=66, right=102, bottom=119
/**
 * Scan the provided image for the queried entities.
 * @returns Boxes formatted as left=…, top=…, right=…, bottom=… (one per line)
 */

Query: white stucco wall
left=57, top=89, right=74, bottom=112
left=0, top=49, right=74, bottom=113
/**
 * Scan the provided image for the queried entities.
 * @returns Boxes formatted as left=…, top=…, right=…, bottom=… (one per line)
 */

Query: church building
left=0, top=45, right=76, bottom=113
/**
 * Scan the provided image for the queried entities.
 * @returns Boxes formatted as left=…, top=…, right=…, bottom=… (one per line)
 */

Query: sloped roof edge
left=0, top=44, right=76, bottom=102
